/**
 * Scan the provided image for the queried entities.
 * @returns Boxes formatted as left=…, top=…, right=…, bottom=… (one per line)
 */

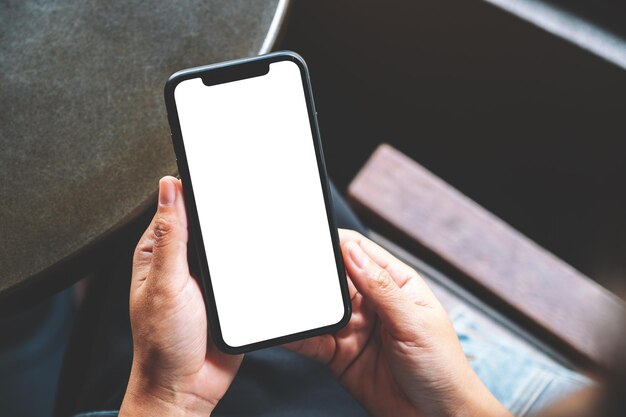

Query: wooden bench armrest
left=348, top=144, right=625, bottom=370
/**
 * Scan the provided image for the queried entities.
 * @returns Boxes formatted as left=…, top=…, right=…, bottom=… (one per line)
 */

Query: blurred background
left=281, top=0, right=626, bottom=293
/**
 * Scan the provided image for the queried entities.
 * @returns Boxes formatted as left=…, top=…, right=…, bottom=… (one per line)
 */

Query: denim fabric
left=72, top=306, right=591, bottom=417
left=450, top=307, right=591, bottom=416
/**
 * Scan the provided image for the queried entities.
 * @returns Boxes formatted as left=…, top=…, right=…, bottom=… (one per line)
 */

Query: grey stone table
left=0, top=0, right=289, bottom=310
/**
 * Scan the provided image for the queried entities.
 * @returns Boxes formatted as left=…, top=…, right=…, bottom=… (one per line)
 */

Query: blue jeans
left=451, top=307, right=590, bottom=417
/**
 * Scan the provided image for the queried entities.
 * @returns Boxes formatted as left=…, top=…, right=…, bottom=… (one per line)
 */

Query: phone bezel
left=164, top=51, right=352, bottom=354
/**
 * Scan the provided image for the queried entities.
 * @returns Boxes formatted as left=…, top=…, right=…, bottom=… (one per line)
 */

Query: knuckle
left=153, top=215, right=176, bottom=246
left=369, top=267, right=393, bottom=291
left=405, top=269, right=421, bottom=285
left=133, top=241, right=151, bottom=264
left=132, top=243, right=142, bottom=260
left=132, top=246, right=142, bottom=266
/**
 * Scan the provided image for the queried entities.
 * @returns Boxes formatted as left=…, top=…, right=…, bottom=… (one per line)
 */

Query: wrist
left=450, top=367, right=512, bottom=417
left=120, top=363, right=215, bottom=417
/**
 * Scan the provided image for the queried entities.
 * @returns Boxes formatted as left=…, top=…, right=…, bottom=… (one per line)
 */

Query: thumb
left=343, top=241, right=417, bottom=339
left=149, top=176, right=189, bottom=287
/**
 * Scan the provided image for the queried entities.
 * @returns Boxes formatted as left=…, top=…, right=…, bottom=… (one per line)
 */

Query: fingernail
left=159, top=178, right=176, bottom=206
left=348, top=242, right=368, bottom=269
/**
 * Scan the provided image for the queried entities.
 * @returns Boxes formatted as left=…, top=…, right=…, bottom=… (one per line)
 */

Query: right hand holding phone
left=286, top=229, right=511, bottom=417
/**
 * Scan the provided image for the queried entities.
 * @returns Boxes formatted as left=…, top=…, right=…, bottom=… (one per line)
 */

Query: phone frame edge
left=163, top=51, right=352, bottom=355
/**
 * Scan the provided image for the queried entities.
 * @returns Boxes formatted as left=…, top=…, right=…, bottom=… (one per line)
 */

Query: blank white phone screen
left=174, top=60, right=345, bottom=348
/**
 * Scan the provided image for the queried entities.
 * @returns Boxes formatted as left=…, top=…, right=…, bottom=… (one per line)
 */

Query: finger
left=131, top=215, right=157, bottom=288
left=148, top=176, right=189, bottom=289
left=339, top=229, right=437, bottom=306
left=283, top=334, right=336, bottom=364
left=343, top=241, right=417, bottom=338
left=339, top=229, right=418, bottom=288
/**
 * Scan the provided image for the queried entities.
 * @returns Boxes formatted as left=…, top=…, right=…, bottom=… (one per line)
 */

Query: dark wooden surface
left=348, top=144, right=625, bottom=370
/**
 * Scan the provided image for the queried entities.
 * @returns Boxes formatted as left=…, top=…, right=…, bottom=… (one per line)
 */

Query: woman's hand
left=120, top=176, right=242, bottom=417
left=286, top=229, right=511, bottom=417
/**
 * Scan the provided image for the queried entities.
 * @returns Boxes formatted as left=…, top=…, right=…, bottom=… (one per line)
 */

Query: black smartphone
left=164, top=51, right=351, bottom=354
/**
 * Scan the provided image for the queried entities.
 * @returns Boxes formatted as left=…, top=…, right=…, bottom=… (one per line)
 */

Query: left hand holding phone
left=120, top=176, right=243, bottom=417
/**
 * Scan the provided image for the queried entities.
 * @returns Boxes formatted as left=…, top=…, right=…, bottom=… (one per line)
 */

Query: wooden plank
left=348, top=144, right=625, bottom=370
